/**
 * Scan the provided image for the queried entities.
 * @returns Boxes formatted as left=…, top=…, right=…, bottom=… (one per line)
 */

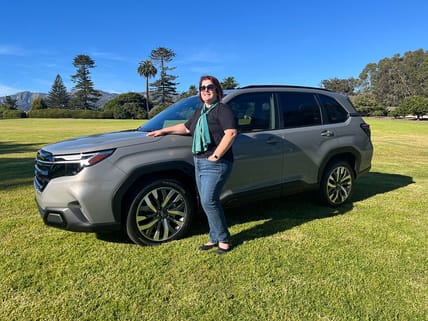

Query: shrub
left=149, top=104, right=169, bottom=118
left=397, top=96, right=428, bottom=120
left=103, top=92, right=150, bottom=119
left=371, top=109, right=387, bottom=117
left=2, top=109, right=27, bottom=119
left=28, top=109, right=113, bottom=119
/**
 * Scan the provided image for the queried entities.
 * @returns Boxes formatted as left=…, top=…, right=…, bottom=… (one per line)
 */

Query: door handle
left=321, top=130, right=334, bottom=137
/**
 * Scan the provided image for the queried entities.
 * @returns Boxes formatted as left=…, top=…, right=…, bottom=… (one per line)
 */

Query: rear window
left=318, top=94, right=348, bottom=124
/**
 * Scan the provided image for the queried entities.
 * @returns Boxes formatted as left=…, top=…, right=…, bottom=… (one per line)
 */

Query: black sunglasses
left=199, top=84, right=216, bottom=91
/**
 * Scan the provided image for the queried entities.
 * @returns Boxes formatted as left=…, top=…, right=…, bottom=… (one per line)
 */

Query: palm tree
left=137, top=60, right=157, bottom=114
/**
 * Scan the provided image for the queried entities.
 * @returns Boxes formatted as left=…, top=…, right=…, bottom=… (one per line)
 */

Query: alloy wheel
left=326, top=165, right=353, bottom=205
left=135, top=186, right=188, bottom=242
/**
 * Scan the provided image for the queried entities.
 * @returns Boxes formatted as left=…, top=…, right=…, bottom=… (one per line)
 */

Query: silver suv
left=34, top=85, right=373, bottom=246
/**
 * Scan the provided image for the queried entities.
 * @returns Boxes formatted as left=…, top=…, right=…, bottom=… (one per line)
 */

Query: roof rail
left=240, top=85, right=332, bottom=92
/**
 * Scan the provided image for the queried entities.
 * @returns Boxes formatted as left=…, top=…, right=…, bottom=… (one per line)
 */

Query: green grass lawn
left=0, top=118, right=427, bottom=321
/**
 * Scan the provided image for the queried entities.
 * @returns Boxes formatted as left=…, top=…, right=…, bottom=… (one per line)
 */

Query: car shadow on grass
left=191, top=171, right=414, bottom=248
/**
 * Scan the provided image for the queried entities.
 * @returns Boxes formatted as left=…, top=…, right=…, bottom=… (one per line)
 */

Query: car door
left=276, top=91, right=331, bottom=188
left=222, top=92, right=284, bottom=202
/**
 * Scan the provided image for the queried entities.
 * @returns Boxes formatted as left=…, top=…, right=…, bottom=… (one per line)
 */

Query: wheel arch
left=111, top=161, right=197, bottom=225
left=318, top=147, right=361, bottom=183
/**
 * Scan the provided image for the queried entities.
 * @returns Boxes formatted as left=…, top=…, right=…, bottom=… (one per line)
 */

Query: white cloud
left=0, top=84, right=23, bottom=96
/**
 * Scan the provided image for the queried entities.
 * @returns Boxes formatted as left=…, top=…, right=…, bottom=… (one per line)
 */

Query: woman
left=147, top=75, right=237, bottom=254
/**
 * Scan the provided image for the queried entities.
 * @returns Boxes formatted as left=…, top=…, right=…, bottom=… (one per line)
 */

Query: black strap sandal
left=199, top=243, right=217, bottom=251
left=217, top=243, right=232, bottom=255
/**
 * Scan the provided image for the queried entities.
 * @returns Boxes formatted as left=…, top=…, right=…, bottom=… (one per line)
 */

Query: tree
left=103, top=92, right=149, bottom=119
left=400, top=49, right=428, bottom=97
left=321, top=77, right=360, bottom=95
left=150, top=47, right=179, bottom=107
left=31, top=96, right=47, bottom=110
left=351, top=92, right=386, bottom=116
left=396, top=96, right=428, bottom=120
left=180, top=85, right=198, bottom=98
left=359, top=62, right=377, bottom=93
left=221, top=76, right=239, bottom=89
left=70, top=54, right=101, bottom=110
left=137, top=60, right=157, bottom=114
left=359, top=49, right=428, bottom=107
left=46, top=74, right=69, bottom=108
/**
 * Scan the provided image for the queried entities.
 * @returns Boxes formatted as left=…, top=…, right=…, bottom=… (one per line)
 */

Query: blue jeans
left=194, top=157, right=233, bottom=244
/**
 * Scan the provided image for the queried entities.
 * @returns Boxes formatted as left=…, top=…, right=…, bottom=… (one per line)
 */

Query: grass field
left=0, top=118, right=427, bottom=321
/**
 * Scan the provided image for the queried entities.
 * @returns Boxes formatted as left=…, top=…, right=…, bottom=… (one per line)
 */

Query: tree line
left=1, top=48, right=427, bottom=119
left=321, top=48, right=428, bottom=119
left=0, top=46, right=240, bottom=119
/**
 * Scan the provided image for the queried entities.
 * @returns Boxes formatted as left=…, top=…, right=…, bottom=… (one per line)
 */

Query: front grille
left=34, top=149, right=81, bottom=191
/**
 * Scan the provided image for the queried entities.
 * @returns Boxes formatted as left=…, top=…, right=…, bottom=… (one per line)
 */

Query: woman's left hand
left=207, top=155, right=218, bottom=162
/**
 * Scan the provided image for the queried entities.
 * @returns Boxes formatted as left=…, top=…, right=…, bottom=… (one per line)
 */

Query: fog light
left=46, top=213, right=65, bottom=225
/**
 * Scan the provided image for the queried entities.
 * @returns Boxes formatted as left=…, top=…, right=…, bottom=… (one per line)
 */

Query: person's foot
left=217, top=242, right=231, bottom=255
left=198, top=242, right=217, bottom=251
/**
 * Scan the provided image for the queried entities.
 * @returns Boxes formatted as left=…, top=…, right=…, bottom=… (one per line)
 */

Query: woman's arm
left=146, top=123, right=190, bottom=137
left=207, top=128, right=237, bottom=161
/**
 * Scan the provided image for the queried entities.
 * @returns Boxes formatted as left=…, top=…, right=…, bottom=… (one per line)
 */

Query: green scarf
left=192, top=101, right=218, bottom=154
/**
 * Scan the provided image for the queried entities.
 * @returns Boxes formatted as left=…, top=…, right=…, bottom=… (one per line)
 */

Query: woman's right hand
left=146, top=130, right=164, bottom=137
left=146, top=124, right=190, bottom=137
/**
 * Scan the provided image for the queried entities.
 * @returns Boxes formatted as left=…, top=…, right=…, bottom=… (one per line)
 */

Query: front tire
left=126, top=179, right=195, bottom=246
left=319, top=161, right=354, bottom=207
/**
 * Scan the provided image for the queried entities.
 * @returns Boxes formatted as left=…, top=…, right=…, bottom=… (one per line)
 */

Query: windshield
left=138, top=96, right=201, bottom=132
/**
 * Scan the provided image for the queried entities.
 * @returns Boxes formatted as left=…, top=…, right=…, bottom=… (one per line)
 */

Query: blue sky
left=1, top=0, right=427, bottom=96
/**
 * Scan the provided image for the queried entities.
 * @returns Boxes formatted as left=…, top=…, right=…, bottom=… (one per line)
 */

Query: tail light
left=360, top=122, right=371, bottom=139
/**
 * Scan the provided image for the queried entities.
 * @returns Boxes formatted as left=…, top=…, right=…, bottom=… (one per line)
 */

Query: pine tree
left=31, top=96, right=47, bottom=110
left=70, top=54, right=101, bottom=110
left=221, top=77, right=240, bottom=89
left=46, top=74, right=69, bottom=108
left=150, top=47, right=179, bottom=107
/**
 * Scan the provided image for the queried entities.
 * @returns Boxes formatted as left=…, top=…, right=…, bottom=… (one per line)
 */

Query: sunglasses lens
left=200, top=85, right=215, bottom=91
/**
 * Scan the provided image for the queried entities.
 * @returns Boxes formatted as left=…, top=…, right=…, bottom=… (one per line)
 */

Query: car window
left=227, top=92, right=275, bottom=132
left=277, top=92, right=322, bottom=128
left=318, top=94, right=349, bottom=124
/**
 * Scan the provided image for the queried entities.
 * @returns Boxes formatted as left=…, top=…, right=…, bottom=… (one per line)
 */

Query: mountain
left=0, top=91, right=119, bottom=111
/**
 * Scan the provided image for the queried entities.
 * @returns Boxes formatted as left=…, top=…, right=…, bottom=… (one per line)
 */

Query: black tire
left=319, top=161, right=354, bottom=207
left=126, top=178, right=195, bottom=246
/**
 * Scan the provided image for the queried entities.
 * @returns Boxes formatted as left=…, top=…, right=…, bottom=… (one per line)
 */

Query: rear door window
left=277, top=92, right=322, bottom=128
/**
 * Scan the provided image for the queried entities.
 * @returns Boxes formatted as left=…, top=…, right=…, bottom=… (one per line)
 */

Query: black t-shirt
left=185, top=103, right=237, bottom=161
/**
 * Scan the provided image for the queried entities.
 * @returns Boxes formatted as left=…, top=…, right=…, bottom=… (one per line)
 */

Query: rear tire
left=319, top=161, right=354, bottom=207
left=126, top=178, right=195, bottom=246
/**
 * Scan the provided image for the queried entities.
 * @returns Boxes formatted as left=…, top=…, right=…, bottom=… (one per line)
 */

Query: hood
left=42, top=130, right=161, bottom=154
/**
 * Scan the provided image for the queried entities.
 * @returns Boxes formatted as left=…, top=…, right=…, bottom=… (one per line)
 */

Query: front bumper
left=36, top=198, right=121, bottom=232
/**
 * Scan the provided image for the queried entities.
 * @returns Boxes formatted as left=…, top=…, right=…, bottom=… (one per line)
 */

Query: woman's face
left=200, top=79, right=218, bottom=105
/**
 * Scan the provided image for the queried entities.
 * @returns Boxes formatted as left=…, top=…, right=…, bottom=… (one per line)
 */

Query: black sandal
left=199, top=243, right=217, bottom=251
left=217, top=243, right=232, bottom=255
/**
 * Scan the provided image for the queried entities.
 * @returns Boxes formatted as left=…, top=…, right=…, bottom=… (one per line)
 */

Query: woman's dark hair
left=199, top=75, right=223, bottom=101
